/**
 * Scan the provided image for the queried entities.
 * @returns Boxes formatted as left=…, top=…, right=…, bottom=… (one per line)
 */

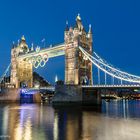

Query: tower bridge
left=1, top=14, right=140, bottom=90
left=9, top=14, right=93, bottom=88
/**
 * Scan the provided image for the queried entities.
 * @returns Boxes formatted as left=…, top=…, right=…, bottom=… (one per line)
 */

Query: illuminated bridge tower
left=10, top=36, right=33, bottom=88
left=65, top=14, right=93, bottom=85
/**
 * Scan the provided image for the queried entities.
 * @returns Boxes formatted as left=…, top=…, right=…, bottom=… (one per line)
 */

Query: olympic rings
left=28, top=54, right=49, bottom=68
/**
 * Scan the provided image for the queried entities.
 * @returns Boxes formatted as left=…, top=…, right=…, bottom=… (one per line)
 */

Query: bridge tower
left=65, top=14, right=93, bottom=85
left=10, top=36, right=33, bottom=88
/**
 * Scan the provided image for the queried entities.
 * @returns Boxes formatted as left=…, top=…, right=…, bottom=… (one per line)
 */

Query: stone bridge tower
left=10, top=36, right=33, bottom=88
left=65, top=14, right=93, bottom=85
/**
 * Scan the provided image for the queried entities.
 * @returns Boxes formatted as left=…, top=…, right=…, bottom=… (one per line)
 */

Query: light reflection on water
left=0, top=100, right=140, bottom=140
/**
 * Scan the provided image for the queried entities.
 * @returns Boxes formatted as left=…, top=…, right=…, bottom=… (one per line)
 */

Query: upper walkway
left=18, top=43, right=65, bottom=59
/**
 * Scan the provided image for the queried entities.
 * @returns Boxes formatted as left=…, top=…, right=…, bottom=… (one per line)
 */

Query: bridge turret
left=10, top=36, right=33, bottom=88
left=65, top=14, right=93, bottom=85
left=31, top=43, right=34, bottom=51
left=75, top=14, right=84, bottom=31
left=87, top=24, right=93, bottom=42
left=18, top=35, right=29, bottom=54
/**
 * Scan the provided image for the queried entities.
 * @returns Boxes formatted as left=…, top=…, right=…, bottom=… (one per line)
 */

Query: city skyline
left=0, top=0, right=140, bottom=84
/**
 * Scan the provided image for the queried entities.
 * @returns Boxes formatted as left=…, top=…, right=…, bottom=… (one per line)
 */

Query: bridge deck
left=18, top=43, right=65, bottom=59
left=82, top=85, right=140, bottom=89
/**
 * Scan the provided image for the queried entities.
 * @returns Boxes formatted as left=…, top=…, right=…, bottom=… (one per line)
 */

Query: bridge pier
left=52, top=85, right=101, bottom=106
left=0, top=88, right=20, bottom=102
left=0, top=88, right=41, bottom=103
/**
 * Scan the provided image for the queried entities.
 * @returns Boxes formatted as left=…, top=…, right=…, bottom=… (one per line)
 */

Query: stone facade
left=0, top=88, right=41, bottom=103
left=65, top=14, right=93, bottom=85
left=10, top=36, right=33, bottom=88
left=0, top=88, right=20, bottom=102
left=53, top=85, right=101, bottom=105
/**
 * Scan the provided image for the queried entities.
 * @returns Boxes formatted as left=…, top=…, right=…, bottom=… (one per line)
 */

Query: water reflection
left=0, top=100, right=139, bottom=140
left=102, top=100, right=140, bottom=118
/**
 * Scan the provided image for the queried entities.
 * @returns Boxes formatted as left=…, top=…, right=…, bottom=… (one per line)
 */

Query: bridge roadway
left=82, top=84, right=140, bottom=89
left=18, top=43, right=65, bottom=59
left=21, top=84, right=140, bottom=94
left=20, top=86, right=55, bottom=94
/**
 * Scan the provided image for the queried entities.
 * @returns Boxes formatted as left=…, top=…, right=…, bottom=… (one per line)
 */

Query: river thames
left=0, top=100, right=140, bottom=140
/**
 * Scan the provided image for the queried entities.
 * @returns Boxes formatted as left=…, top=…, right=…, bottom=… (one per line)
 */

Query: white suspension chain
left=0, top=63, right=11, bottom=83
left=79, top=46, right=140, bottom=84
left=93, top=51, right=140, bottom=78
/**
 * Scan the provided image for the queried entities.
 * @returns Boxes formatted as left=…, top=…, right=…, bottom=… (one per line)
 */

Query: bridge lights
left=35, top=46, right=40, bottom=52
left=55, top=75, right=58, bottom=83
left=34, top=83, right=40, bottom=88
left=83, top=55, right=88, bottom=61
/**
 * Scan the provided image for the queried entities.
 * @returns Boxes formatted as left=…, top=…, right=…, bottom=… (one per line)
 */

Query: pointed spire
left=66, top=20, right=68, bottom=25
left=55, top=75, right=58, bottom=82
left=88, top=24, right=92, bottom=34
left=76, top=13, right=81, bottom=21
left=65, top=20, right=69, bottom=31
left=75, top=13, right=83, bottom=31
left=87, top=24, right=93, bottom=41
left=18, top=35, right=28, bottom=51
left=12, top=41, right=15, bottom=48
left=18, top=39, right=20, bottom=45
left=21, top=35, right=25, bottom=41
left=31, top=43, right=34, bottom=51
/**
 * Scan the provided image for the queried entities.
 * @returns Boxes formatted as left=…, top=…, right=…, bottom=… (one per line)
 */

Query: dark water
left=0, top=100, right=140, bottom=140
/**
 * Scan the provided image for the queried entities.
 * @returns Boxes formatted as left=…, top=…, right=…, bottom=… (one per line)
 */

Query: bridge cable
left=79, top=46, right=140, bottom=84
left=105, top=72, right=107, bottom=85
left=98, top=67, right=100, bottom=85
left=0, top=63, right=11, bottom=84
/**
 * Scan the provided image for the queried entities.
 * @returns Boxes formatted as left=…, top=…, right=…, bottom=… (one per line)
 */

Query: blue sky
left=0, top=0, right=140, bottom=84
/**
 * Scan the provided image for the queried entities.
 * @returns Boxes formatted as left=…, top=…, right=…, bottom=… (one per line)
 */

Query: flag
left=41, top=38, right=45, bottom=43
